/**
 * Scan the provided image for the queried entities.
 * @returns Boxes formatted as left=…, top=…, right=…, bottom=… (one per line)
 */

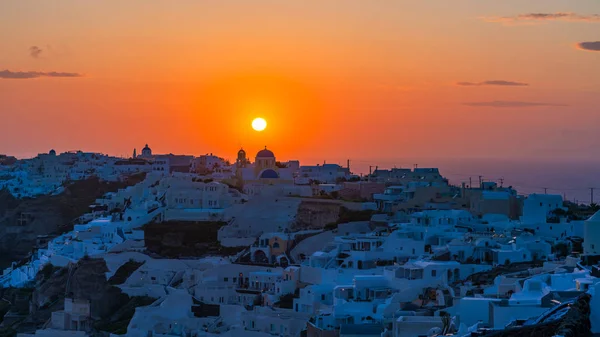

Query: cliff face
left=293, top=200, right=342, bottom=230
left=144, top=221, right=244, bottom=258
left=0, top=174, right=146, bottom=269
left=32, top=258, right=128, bottom=321
left=1, top=258, right=156, bottom=335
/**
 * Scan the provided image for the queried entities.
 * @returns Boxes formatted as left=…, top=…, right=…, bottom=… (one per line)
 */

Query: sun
left=251, top=117, right=267, bottom=132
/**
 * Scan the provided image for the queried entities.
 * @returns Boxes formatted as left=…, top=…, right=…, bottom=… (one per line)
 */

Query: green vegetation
left=558, top=202, right=599, bottom=221
left=0, top=327, right=16, bottom=337
left=94, top=296, right=157, bottom=335
left=108, top=260, right=145, bottom=285
left=275, top=293, right=298, bottom=309
left=324, top=222, right=338, bottom=231
left=0, top=300, right=10, bottom=324
left=553, top=242, right=569, bottom=258
left=337, top=207, right=377, bottom=224
left=39, top=263, right=55, bottom=279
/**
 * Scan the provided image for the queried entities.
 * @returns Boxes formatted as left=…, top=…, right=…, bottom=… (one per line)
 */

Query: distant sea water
left=348, top=158, right=600, bottom=205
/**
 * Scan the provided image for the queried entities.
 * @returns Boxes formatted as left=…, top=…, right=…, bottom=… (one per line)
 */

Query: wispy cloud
left=457, top=80, right=529, bottom=87
left=29, top=46, right=43, bottom=59
left=482, top=12, right=600, bottom=25
left=576, top=41, right=600, bottom=52
left=0, top=69, right=82, bottom=79
left=463, top=101, right=567, bottom=108
left=376, top=81, right=433, bottom=92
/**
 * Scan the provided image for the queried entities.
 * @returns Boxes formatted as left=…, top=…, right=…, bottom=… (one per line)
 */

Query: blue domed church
left=235, top=146, right=295, bottom=195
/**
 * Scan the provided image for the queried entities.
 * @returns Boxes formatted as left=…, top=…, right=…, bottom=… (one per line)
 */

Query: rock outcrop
left=0, top=174, right=146, bottom=269
left=144, top=221, right=243, bottom=258
left=485, top=293, right=592, bottom=337
left=2, top=257, right=156, bottom=335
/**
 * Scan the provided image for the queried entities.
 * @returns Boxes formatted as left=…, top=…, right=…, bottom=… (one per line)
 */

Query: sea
left=348, top=158, right=600, bottom=205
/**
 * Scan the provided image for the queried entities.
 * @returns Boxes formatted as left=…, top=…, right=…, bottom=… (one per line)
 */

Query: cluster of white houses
left=1, top=147, right=600, bottom=337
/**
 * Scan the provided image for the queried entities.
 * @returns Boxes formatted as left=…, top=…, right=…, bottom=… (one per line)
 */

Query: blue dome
left=256, top=147, right=275, bottom=158
left=259, top=169, right=279, bottom=179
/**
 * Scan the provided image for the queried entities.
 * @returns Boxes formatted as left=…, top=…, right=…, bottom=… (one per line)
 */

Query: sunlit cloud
left=576, top=41, right=600, bottom=52
left=29, top=46, right=43, bottom=59
left=482, top=12, right=600, bottom=25
left=463, top=101, right=568, bottom=108
left=0, top=69, right=82, bottom=79
left=457, top=80, right=529, bottom=87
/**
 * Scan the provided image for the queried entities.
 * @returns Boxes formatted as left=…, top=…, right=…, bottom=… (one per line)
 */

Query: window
left=271, top=324, right=275, bottom=332
left=321, top=294, right=325, bottom=301
left=224, top=277, right=228, bottom=282
left=432, top=270, right=437, bottom=277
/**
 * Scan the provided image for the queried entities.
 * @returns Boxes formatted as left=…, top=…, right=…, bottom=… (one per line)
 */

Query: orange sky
left=1, top=0, right=599, bottom=164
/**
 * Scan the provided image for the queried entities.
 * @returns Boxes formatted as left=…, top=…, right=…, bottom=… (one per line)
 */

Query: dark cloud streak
left=577, top=41, right=600, bottom=52
left=463, top=101, right=568, bottom=108
left=29, top=46, right=43, bottom=58
left=457, top=80, right=529, bottom=87
left=0, top=69, right=82, bottom=79
left=484, top=12, right=600, bottom=24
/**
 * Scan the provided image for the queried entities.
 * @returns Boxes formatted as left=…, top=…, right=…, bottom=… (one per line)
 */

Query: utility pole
left=478, top=175, right=483, bottom=189
left=499, top=178, right=504, bottom=188
left=543, top=188, right=548, bottom=194
left=591, top=188, right=595, bottom=205
left=469, top=177, right=472, bottom=189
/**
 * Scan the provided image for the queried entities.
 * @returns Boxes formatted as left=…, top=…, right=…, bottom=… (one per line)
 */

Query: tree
left=553, top=242, right=569, bottom=257
left=335, top=177, right=347, bottom=184
left=441, top=312, right=451, bottom=334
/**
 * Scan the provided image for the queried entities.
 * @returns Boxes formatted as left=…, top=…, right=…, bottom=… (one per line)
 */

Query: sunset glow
left=252, top=118, right=267, bottom=132
left=0, top=1, right=599, bottom=164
